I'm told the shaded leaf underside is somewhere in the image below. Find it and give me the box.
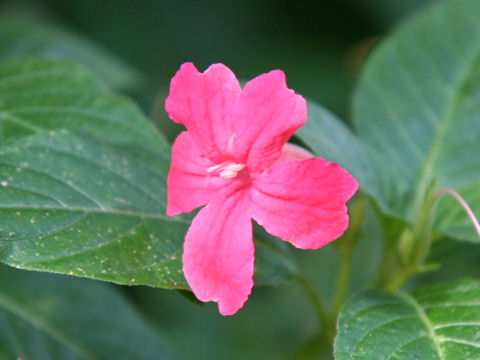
[0,265,173,359]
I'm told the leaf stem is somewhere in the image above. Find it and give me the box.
[293,196,368,359]
[381,184,436,292]
[385,266,414,292]
[331,248,352,318]
[331,195,367,318]
[295,274,329,329]
[292,274,335,360]
[386,187,480,292]
[433,188,480,239]
[381,185,478,292]
[377,234,398,288]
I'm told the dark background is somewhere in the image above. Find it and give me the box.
[2,0,434,117]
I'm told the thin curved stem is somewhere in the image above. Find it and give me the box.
[292,196,368,359]
[434,188,480,239]
[292,274,334,360]
[295,274,329,329]
[384,187,480,292]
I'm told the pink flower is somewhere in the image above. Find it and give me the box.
[165,63,358,315]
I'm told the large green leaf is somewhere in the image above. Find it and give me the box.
[298,0,480,242]
[296,101,399,208]
[0,57,187,288]
[0,15,143,90]
[354,0,480,242]
[0,264,173,359]
[0,57,292,289]
[335,279,480,360]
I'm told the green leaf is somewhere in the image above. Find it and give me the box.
[297,101,363,178]
[0,264,173,360]
[353,0,480,242]
[335,279,480,360]
[298,0,480,242]
[253,225,297,286]
[296,101,393,207]
[0,57,293,289]
[0,15,143,90]
[0,57,188,288]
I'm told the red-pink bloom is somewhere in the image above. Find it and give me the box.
[166,63,358,315]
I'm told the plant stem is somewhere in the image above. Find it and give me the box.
[385,189,480,291]
[376,235,398,288]
[292,274,333,360]
[293,196,368,359]
[385,266,413,292]
[331,245,352,320]
[382,184,439,292]
[434,188,480,239]
[295,274,329,329]
[331,195,367,319]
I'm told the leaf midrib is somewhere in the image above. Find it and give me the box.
[411,28,480,215]
[0,205,189,224]
[0,291,96,359]
[401,293,445,360]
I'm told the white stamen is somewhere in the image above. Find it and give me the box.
[225,163,245,172]
[220,169,238,178]
[206,161,245,179]
[219,163,245,178]
[206,164,222,173]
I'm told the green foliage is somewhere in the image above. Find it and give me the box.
[335,279,480,360]
[0,57,188,288]
[298,2,480,356]
[0,264,173,359]
[253,228,297,286]
[298,0,480,243]
[354,0,480,242]
[0,57,293,289]
[296,101,369,194]
[0,15,143,90]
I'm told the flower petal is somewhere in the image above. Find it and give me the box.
[183,190,254,315]
[250,158,358,249]
[230,70,307,174]
[167,132,228,216]
[165,62,241,162]
[273,143,313,166]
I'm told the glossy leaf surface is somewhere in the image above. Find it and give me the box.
[335,279,480,360]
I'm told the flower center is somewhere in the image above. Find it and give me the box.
[206,161,246,179]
